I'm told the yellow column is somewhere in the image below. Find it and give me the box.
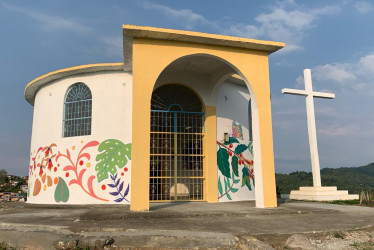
[249,61,277,208]
[130,78,151,212]
[205,106,218,202]
[259,97,277,208]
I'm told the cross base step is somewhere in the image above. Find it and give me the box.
[281,186,359,201]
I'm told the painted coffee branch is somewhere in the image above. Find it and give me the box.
[25,25,284,211]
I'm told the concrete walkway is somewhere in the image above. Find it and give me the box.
[0,200,373,249]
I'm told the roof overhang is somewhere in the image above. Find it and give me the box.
[122,25,285,54]
[25,63,124,105]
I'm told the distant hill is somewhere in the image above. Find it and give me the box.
[276,162,374,195]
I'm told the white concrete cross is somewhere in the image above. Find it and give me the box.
[282,69,335,187]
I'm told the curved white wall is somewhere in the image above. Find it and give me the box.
[28,71,133,204]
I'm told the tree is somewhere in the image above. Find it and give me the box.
[0,169,8,184]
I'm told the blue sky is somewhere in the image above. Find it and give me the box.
[1,0,374,176]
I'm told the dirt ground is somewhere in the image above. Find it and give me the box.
[256,227,374,249]
[1,200,374,249]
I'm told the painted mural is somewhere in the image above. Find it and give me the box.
[28,139,131,204]
[232,121,243,140]
[217,123,254,201]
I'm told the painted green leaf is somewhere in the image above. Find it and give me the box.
[218,177,223,195]
[235,144,248,155]
[223,137,239,145]
[248,141,253,155]
[95,139,132,182]
[246,178,252,191]
[242,167,249,178]
[226,192,232,200]
[234,179,240,184]
[224,176,228,192]
[241,167,252,191]
[241,176,252,190]
[54,177,69,203]
[231,155,239,177]
[230,187,239,193]
[217,147,230,178]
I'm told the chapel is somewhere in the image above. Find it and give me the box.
[25,25,284,211]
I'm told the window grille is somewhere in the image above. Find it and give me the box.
[63,83,92,137]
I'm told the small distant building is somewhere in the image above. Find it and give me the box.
[11,181,19,187]
[2,194,11,201]
[25,25,284,211]
[20,185,28,193]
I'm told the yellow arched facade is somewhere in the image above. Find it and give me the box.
[126,25,285,211]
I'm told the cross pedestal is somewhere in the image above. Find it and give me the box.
[280,69,358,201]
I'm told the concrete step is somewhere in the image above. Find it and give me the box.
[299,186,337,191]
[289,194,359,201]
[290,190,349,196]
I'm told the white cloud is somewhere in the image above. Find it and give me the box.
[139,1,341,54]
[2,3,92,33]
[141,1,217,30]
[313,64,356,82]
[80,36,123,60]
[358,54,374,75]
[318,124,359,136]
[354,1,373,13]
[225,3,340,53]
[101,36,123,59]
[309,52,374,93]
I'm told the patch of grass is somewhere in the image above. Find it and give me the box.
[354,241,374,250]
[0,241,9,250]
[350,242,359,247]
[333,232,344,239]
[329,199,360,205]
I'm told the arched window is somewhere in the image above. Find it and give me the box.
[63,83,92,137]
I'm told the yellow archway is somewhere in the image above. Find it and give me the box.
[126,25,284,211]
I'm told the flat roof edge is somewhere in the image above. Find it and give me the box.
[123,25,285,54]
[25,63,124,105]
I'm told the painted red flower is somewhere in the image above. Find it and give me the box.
[249,168,254,180]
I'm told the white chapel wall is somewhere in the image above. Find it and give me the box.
[216,80,255,202]
[28,72,133,204]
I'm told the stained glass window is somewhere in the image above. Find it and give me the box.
[63,83,92,137]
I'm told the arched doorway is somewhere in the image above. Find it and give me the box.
[149,84,205,201]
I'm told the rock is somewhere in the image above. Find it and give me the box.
[286,234,315,249]
[54,239,78,249]
[238,236,275,250]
